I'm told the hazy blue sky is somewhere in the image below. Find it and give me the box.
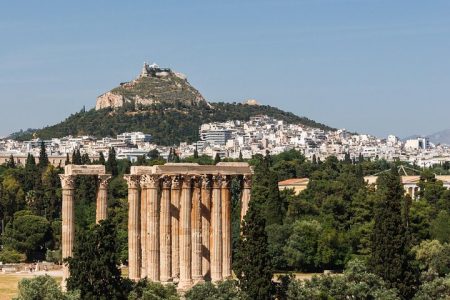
[1,1,449,138]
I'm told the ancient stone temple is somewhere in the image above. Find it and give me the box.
[59,162,252,290]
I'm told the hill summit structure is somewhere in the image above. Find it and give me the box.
[96,63,207,110]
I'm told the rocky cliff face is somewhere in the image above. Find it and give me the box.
[96,64,207,110]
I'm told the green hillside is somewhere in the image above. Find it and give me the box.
[12,102,333,145]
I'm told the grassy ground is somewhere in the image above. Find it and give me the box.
[0,274,62,300]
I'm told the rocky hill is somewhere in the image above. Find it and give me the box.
[12,64,334,145]
[96,63,206,110]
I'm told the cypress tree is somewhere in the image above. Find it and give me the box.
[6,155,15,168]
[65,153,70,165]
[193,147,199,159]
[107,147,118,176]
[66,219,126,299]
[38,141,49,169]
[98,152,106,165]
[234,201,273,300]
[370,166,418,299]
[238,150,243,161]
[214,153,221,165]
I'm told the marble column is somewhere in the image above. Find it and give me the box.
[125,175,141,281]
[145,175,160,282]
[60,175,75,290]
[96,175,111,224]
[221,176,232,279]
[191,177,203,283]
[210,175,223,282]
[140,176,149,278]
[240,175,252,222]
[201,175,212,280]
[170,176,181,281]
[160,176,172,282]
[179,175,193,289]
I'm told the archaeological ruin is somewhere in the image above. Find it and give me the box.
[59,162,253,290]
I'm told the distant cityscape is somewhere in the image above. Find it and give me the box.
[1,115,448,168]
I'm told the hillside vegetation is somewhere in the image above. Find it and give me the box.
[13,102,333,145]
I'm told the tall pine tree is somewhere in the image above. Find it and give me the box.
[66,219,127,299]
[234,201,273,300]
[370,166,418,299]
[107,147,118,176]
[38,141,49,170]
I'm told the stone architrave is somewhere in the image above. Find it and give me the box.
[145,174,160,282]
[240,175,252,222]
[170,176,181,281]
[210,175,223,282]
[221,176,232,279]
[179,175,193,289]
[160,176,172,282]
[191,177,203,283]
[60,175,75,290]
[96,175,111,223]
[201,175,212,279]
[125,175,141,281]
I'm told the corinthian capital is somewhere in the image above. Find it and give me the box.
[211,175,222,189]
[98,175,112,189]
[180,175,192,189]
[243,175,252,188]
[201,175,212,189]
[161,176,172,189]
[124,175,141,189]
[171,175,181,189]
[140,174,159,189]
[221,175,231,189]
[59,175,75,190]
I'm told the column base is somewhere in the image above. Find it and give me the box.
[160,277,173,283]
[193,276,205,285]
[177,279,193,291]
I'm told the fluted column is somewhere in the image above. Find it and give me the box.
[96,175,111,223]
[179,175,193,289]
[221,176,232,279]
[211,175,223,282]
[60,175,75,290]
[191,177,203,283]
[125,175,141,281]
[201,175,212,280]
[160,176,172,282]
[140,176,149,278]
[240,175,252,222]
[145,175,160,282]
[170,176,181,281]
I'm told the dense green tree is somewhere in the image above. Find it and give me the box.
[430,210,450,243]
[14,275,79,300]
[127,281,179,300]
[66,218,127,299]
[287,259,399,300]
[370,167,418,299]
[185,280,244,300]
[7,155,15,168]
[107,147,119,176]
[234,202,273,299]
[2,210,51,261]
[38,141,49,170]
[98,151,106,165]
[214,153,221,164]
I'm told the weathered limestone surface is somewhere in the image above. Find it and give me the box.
[210,176,223,282]
[95,91,125,110]
[201,176,212,279]
[221,176,232,279]
[191,178,203,282]
[179,176,193,289]
[241,175,252,222]
[171,176,181,281]
[96,175,111,223]
[160,177,172,282]
[146,175,160,282]
[60,175,75,290]
[125,175,141,281]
